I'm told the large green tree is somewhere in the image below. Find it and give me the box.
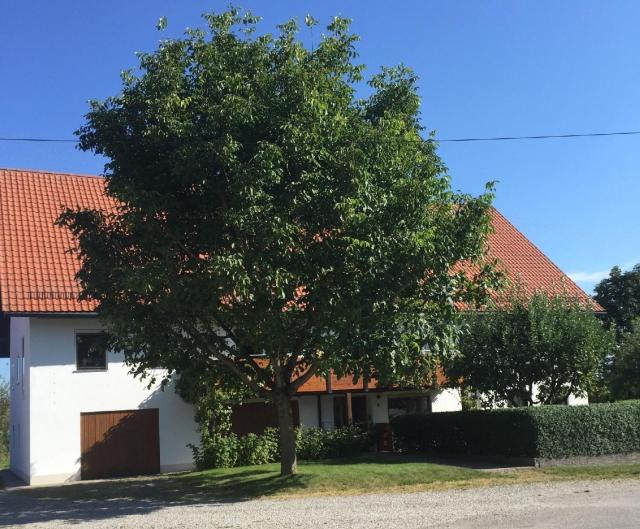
[609,319,640,400]
[59,10,496,475]
[449,291,614,407]
[594,264,640,332]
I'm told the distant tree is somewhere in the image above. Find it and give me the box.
[449,291,614,407]
[59,9,497,475]
[594,264,640,333]
[609,319,640,400]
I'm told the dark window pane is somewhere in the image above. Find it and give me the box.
[76,333,107,370]
[388,396,431,418]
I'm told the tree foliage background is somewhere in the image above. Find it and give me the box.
[448,290,614,407]
[594,264,640,333]
[593,264,640,400]
[609,319,640,400]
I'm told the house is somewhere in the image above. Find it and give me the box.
[0,168,596,484]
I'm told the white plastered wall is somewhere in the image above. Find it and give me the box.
[429,387,462,412]
[368,393,389,423]
[25,316,199,485]
[297,395,319,428]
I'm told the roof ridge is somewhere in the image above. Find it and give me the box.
[0,167,102,179]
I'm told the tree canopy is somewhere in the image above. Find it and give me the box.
[448,291,614,407]
[594,264,640,332]
[609,319,640,400]
[59,9,497,475]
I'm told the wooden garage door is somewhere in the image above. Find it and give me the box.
[80,409,160,480]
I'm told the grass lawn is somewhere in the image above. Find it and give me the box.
[176,457,498,499]
[10,456,640,501]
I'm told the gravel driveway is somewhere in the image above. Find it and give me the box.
[2,478,639,528]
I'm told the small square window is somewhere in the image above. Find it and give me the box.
[76,333,108,370]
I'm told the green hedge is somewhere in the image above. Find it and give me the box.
[391,400,640,459]
[192,425,372,469]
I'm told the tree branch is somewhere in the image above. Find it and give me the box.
[289,363,320,393]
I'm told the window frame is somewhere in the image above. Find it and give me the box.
[75,331,108,372]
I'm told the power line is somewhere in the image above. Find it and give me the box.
[1,130,640,144]
[437,130,640,143]
[0,137,78,143]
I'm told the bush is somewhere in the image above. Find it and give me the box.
[391,400,640,459]
[236,428,280,466]
[297,426,372,460]
[193,425,372,469]
[191,433,239,469]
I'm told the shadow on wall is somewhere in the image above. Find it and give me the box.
[70,379,195,481]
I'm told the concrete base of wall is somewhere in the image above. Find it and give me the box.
[405,451,640,469]
[535,452,640,467]
[160,462,195,473]
[29,472,80,486]
[26,463,195,486]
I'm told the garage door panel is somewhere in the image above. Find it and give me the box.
[80,409,160,480]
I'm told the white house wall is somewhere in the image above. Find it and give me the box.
[297,395,319,428]
[296,389,462,430]
[429,388,462,412]
[319,395,334,429]
[26,317,199,485]
[367,393,389,423]
[9,317,30,483]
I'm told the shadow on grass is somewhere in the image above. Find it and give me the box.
[0,455,508,526]
[0,466,311,526]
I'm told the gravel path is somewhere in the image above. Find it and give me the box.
[2,478,640,528]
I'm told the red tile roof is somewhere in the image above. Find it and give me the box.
[0,168,597,314]
[487,208,598,306]
[0,169,112,313]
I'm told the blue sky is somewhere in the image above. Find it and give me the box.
[1,1,639,380]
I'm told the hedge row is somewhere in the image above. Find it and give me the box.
[192,425,372,469]
[391,400,640,459]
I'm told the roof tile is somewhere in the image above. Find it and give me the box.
[0,168,597,313]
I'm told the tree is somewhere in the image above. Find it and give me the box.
[609,319,640,400]
[449,291,614,407]
[594,264,640,332]
[59,9,497,475]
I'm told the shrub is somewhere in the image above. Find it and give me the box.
[193,425,372,469]
[391,400,640,459]
[236,428,280,466]
[297,426,372,460]
[191,433,239,469]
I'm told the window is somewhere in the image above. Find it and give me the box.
[76,333,108,370]
[388,396,431,419]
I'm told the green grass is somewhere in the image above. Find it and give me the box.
[176,456,496,498]
[539,463,640,481]
[0,451,7,470]
[8,457,640,502]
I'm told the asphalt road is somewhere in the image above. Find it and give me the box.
[1,478,639,528]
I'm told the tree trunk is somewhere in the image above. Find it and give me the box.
[274,391,297,476]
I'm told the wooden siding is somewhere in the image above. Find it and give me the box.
[231,401,300,436]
